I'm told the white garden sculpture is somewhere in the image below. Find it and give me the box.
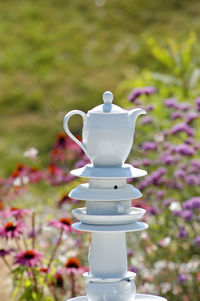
[64,91,167,301]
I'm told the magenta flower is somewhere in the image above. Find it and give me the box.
[194,236,200,246]
[164,98,179,109]
[177,102,190,111]
[195,97,200,112]
[128,86,157,102]
[186,111,199,124]
[0,207,31,219]
[170,122,195,137]
[140,116,153,125]
[183,197,200,210]
[0,248,14,257]
[48,217,72,233]
[175,144,195,156]
[0,220,25,239]
[14,249,43,267]
[178,274,187,283]
[170,111,184,120]
[64,257,87,275]
[142,141,157,152]
[178,226,187,239]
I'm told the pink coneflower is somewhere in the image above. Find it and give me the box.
[52,272,64,288]
[0,220,25,239]
[65,257,86,275]
[14,249,43,267]
[48,217,72,233]
[0,207,31,219]
[58,193,79,207]
[0,248,14,257]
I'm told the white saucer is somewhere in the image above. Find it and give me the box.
[71,164,147,179]
[72,207,146,225]
[83,271,136,282]
[69,183,142,201]
[72,221,148,232]
[67,294,167,301]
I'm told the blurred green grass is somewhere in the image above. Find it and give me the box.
[1,0,200,175]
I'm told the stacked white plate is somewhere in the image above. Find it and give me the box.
[72,207,146,225]
[69,183,142,201]
[71,164,147,179]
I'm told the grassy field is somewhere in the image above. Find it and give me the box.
[1,0,200,175]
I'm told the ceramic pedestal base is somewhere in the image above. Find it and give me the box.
[67,294,167,301]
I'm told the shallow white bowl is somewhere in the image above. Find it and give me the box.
[72,207,146,225]
[69,183,142,201]
[72,221,148,233]
[71,163,147,179]
[67,294,167,301]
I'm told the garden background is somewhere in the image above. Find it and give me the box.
[0,1,200,300]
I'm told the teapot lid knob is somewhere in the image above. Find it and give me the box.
[103,91,113,104]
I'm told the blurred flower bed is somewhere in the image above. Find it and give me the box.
[0,36,200,301]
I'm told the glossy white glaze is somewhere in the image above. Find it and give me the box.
[72,207,146,225]
[70,163,147,178]
[67,294,167,301]
[63,92,146,166]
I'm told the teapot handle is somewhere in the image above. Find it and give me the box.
[63,110,87,154]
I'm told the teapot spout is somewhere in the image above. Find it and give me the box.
[129,108,146,123]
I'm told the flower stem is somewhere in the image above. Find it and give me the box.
[32,268,38,294]
[15,237,21,251]
[45,229,63,283]
[32,212,36,249]
[1,257,12,273]
[22,233,28,250]
[70,272,76,298]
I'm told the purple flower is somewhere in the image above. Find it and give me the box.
[129,265,139,273]
[181,210,193,221]
[161,154,178,165]
[186,111,199,124]
[163,198,174,207]
[128,86,157,102]
[183,197,200,210]
[178,226,187,238]
[184,137,194,145]
[142,104,155,112]
[184,174,200,186]
[175,144,195,156]
[177,103,190,111]
[194,236,200,246]
[142,141,157,152]
[190,160,200,173]
[156,190,166,199]
[149,206,158,215]
[171,111,184,120]
[174,169,185,178]
[142,158,152,166]
[164,98,179,109]
[146,168,167,186]
[195,97,200,112]
[127,250,134,257]
[178,274,187,283]
[170,122,195,137]
[141,116,153,125]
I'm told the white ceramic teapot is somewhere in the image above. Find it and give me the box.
[63,91,146,166]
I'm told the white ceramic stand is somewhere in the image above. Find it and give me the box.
[64,92,167,301]
[66,168,167,301]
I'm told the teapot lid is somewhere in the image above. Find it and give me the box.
[88,91,126,114]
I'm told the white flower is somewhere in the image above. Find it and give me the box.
[23,147,38,159]
[13,176,29,186]
[169,202,181,211]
